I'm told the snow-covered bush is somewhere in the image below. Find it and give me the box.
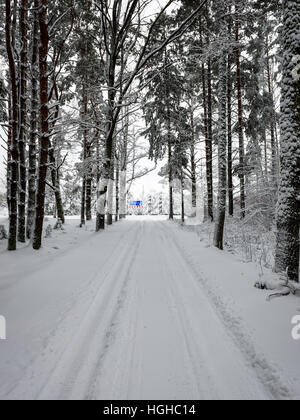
[45,225,53,238]
[0,225,8,240]
[54,219,64,230]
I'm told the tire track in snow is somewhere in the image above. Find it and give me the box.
[157,231,217,399]
[84,221,145,400]
[158,225,269,399]
[6,221,143,400]
[160,221,298,400]
[41,221,143,400]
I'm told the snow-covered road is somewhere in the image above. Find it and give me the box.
[0,217,299,400]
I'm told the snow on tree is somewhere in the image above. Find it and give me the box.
[274,0,300,282]
[214,0,228,250]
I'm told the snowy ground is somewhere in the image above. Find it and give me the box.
[0,215,299,400]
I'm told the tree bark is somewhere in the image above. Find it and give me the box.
[200,16,213,222]
[49,144,65,224]
[181,168,185,224]
[235,0,246,218]
[168,129,174,220]
[275,0,300,282]
[214,1,227,250]
[7,90,12,215]
[17,0,29,243]
[80,175,86,228]
[190,141,197,217]
[85,152,92,221]
[115,156,119,222]
[6,0,19,251]
[227,10,234,217]
[32,0,49,250]
[266,38,278,187]
[26,0,39,239]
[206,3,214,222]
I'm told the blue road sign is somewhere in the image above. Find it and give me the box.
[130,201,143,207]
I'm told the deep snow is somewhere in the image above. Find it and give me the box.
[0,216,299,400]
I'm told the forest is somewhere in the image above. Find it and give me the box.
[0,0,299,283]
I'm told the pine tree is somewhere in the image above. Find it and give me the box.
[274,0,300,282]
[214,0,228,250]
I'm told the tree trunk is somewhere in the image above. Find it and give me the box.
[7,91,12,215]
[106,70,117,227]
[214,1,227,250]
[97,69,116,229]
[181,168,185,224]
[26,0,39,239]
[80,140,86,228]
[227,9,234,217]
[107,177,114,225]
[119,169,127,219]
[200,16,213,222]
[235,0,246,218]
[190,141,197,217]
[207,57,214,221]
[266,39,278,187]
[115,156,119,222]
[17,0,29,243]
[85,116,92,222]
[85,144,92,222]
[96,177,107,231]
[49,144,65,224]
[168,137,174,220]
[32,0,49,250]
[205,4,214,221]
[6,0,19,251]
[274,0,300,282]
[80,176,86,228]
